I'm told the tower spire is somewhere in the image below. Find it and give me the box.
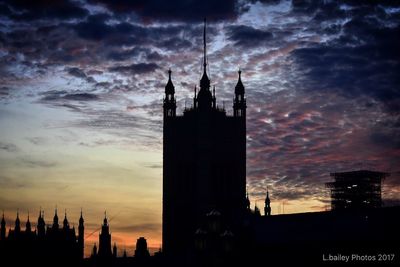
[203,18,207,73]
[197,18,212,110]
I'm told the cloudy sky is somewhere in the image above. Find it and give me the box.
[1,0,399,257]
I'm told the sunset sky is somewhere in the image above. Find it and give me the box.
[1,0,399,257]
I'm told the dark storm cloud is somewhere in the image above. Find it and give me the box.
[90,0,237,22]
[109,63,159,74]
[226,25,273,47]
[73,14,148,42]
[66,67,97,83]
[289,0,400,113]
[107,47,150,61]
[40,90,98,102]
[3,0,89,21]
[67,67,87,79]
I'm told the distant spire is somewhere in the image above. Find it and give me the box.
[79,208,84,225]
[53,206,59,228]
[103,210,108,225]
[26,211,31,232]
[1,210,5,240]
[265,186,271,216]
[63,209,69,229]
[15,210,20,232]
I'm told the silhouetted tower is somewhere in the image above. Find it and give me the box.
[53,208,59,230]
[264,189,271,216]
[26,212,32,233]
[113,242,117,258]
[78,209,85,259]
[135,237,150,258]
[14,211,21,235]
[162,18,247,256]
[63,211,69,230]
[163,69,176,118]
[1,211,5,240]
[98,212,112,259]
[37,209,46,238]
[196,19,213,111]
[233,70,246,117]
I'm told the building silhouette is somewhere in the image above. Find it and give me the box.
[326,170,388,210]
[163,18,247,257]
[0,209,84,266]
[135,237,150,258]
[98,212,112,259]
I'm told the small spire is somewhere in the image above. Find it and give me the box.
[27,211,30,221]
[80,208,83,218]
[1,210,5,226]
[103,210,108,225]
[235,69,245,95]
[165,69,175,95]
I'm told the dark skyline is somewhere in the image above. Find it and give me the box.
[1,0,400,256]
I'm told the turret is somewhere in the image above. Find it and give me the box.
[26,212,31,233]
[14,211,21,234]
[63,210,69,230]
[196,18,213,111]
[264,188,271,216]
[233,70,246,117]
[78,209,85,259]
[53,208,59,230]
[92,243,97,258]
[98,211,112,259]
[163,69,176,118]
[113,242,117,258]
[1,211,6,240]
[37,208,46,238]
